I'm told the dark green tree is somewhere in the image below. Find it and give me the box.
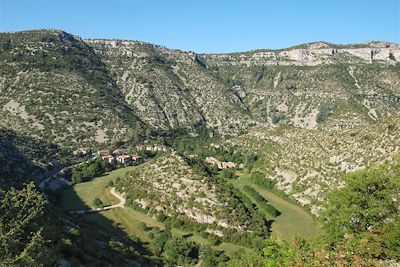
[92,197,104,208]
[0,183,55,266]
[163,237,194,265]
[321,159,400,259]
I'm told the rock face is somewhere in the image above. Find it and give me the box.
[86,39,250,133]
[0,30,144,147]
[1,29,399,215]
[0,30,399,148]
[203,41,400,66]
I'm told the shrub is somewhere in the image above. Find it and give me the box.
[243,185,280,218]
[92,197,104,208]
[316,104,334,123]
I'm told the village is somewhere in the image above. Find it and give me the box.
[39,144,243,194]
[73,144,171,167]
[204,156,243,170]
[74,145,240,170]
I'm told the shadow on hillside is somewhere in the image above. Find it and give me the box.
[55,187,160,266]
[0,128,159,266]
[0,128,71,189]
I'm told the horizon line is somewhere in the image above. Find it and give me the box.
[1,28,399,55]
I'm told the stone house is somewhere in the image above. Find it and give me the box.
[131,155,143,165]
[113,149,128,157]
[117,155,131,164]
[98,150,110,157]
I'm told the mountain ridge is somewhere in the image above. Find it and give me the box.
[1,29,399,145]
[1,29,399,209]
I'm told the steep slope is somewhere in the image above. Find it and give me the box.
[0,30,144,147]
[226,117,400,214]
[87,39,251,133]
[201,42,400,130]
[116,153,269,235]
[1,29,399,213]
[0,127,71,188]
[1,30,399,146]
[87,38,400,134]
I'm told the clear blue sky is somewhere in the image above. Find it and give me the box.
[1,0,399,53]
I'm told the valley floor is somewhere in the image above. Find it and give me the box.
[229,173,323,240]
[59,165,254,258]
[60,164,322,252]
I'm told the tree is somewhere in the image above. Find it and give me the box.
[244,152,257,171]
[0,183,55,266]
[321,159,400,260]
[199,245,228,266]
[163,237,194,265]
[92,197,104,208]
[1,39,12,51]
[221,169,235,179]
[71,170,83,184]
[107,180,114,188]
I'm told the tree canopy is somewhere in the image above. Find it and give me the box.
[0,183,54,266]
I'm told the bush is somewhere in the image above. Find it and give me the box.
[71,158,110,184]
[250,172,275,190]
[243,185,280,218]
[221,169,236,179]
[92,197,104,208]
[316,104,334,123]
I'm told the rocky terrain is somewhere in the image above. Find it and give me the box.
[1,30,399,143]
[0,30,144,148]
[1,29,399,211]
[117,153,265,233]
[226,118,400,214]
[87,39,250,132]
[203,41,400,67]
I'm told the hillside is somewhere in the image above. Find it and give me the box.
[0,30,144,148]
[87,39,250,133]
[115,153,270,236]
[226,118,400,214]
[1,30,399,146]
[0,127,71,188]
[1,28,400,266]
[88,38,400,133]
[1,29,399,207]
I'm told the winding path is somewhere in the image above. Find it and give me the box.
[39,154,98,191]
[69,187,126,215]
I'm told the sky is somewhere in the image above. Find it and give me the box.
[1,0,399,53]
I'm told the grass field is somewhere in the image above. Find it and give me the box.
[60,165,138,210]
[60,166,251,258]
[230,173,323,240]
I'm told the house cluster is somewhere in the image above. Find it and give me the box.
[74,144,172,166]
[98,149,143,166]
[134,144,170,153]
[205,156,238,169]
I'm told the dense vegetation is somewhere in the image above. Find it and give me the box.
[250,172,276,190]
[1,29,400,266]
[243,185,280,218]
[0,183,54,266]
[233,158,400,266]
[0,128,72,188]
[70,158,111,184]
[320,160,400,260]
[164,127,257,168]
